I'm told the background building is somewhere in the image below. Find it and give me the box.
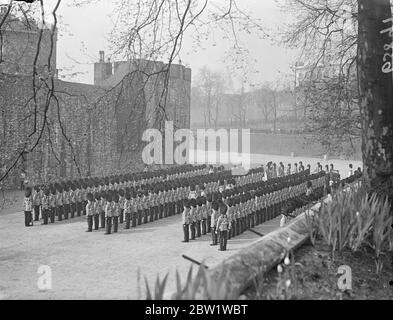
[0,11,191,188]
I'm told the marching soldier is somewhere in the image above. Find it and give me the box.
[41,188,50,225]
[82,183,89,216]
[206,194,212,233]
[163,188,169,219]
[210,200,219,246]
[195,197,202,238]
[63,183,70,220]
[113,193,120,233]
[93,193,101,230]
[148,190,155,222]
[176,183,183,216]
[131,191,138,227]
[119,189,125,224]
[100,192,106,228]
[170,185,176,216]
[104,193,113,235]
[142,190,149,223]
[230,198,237,238]
[69,183,76,218]
[33,186,41,222]
[157,187,163,219]
[188,185,197,199]
[136,191,143,225]
[201,197,207,235]
[86,193,94,232]
[216,204,230,251]
[152,189,159,221]
[124,192,132,229]
[182,199,191,242]
[49,187,56,223]
[234,198,241,236]
[250,195,256,228]
[75,182,82,217]
[189,198,197,240]
[56,185,63,221]
[24,186,33,227]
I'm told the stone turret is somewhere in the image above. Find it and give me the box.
[94,51,113,85]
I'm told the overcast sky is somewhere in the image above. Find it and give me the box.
[5,0,299,91]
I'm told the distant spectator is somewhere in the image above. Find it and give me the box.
[348,163,354,177]
[325,186,333,204]
[355,167,363,178]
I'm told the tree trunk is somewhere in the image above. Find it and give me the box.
[272,91,277,133]
[358,0,393,199]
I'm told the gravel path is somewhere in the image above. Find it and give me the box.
[0,205,281,300]
[0,155,360,300]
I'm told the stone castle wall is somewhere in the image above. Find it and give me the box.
[0,13,191,189]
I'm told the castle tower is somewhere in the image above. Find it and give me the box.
[94,51,113,85]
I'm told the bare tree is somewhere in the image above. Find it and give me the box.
[283,0,393,197]
[0,0,264,187]
[281,0,360,153]
[195,67,226,128]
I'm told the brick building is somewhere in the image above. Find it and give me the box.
[0,11,191,188]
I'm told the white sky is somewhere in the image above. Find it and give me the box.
[3,0,298,91]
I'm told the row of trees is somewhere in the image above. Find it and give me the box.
[191,67,295,130]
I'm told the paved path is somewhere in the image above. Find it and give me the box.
[0,205,281,300]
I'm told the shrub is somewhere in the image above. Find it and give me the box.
[310,184,392,273]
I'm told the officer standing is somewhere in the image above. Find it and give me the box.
[216,204,230,251]
[104,193,113,235]
[182,200,191,242]
[86,193,94,232]
[41,188,50,225]
[23,186,33,227]
[124,192,132,229]
[210,201,219,246]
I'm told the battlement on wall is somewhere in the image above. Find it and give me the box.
[93,51,191,86]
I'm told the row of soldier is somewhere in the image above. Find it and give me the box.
[23,164,266,232]
[22,164,215,227]
[181,170,328,251]
[23,161,326,234]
